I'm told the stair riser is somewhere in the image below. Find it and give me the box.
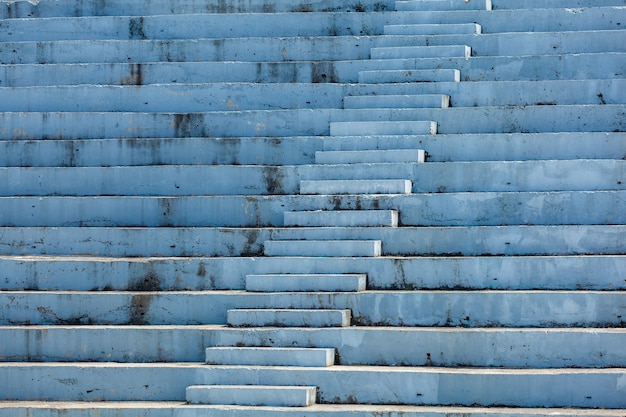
[2,290,624,327]
[1,106,625,139]
[246,274,367,292]
[396,0,491,11]
[3,8,624,42]
[283,210,399,228]
[3,79,624,112]
[2,255,623,292]
[0,0,395,18]
[3,53,624,87]
[186,385,317,406]
[2,364,625,407]
[2,31,624,65]
[205,347,335,366]
[4,326,626,368]
[2,160,624,196]
[0,225,624,257]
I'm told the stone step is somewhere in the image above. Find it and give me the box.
[358,68,461,83]
[227,308,352,327]
[264,239,383,257]
[315,149,426,164]
[3,290,624,327]
[322,132,626,161]
[4,325,625,367]
[2,403,626,417]
[246,274,367,292]
[300,179,413,195]
[490,0,626,9]
[1,255,623,292]
[2,53,623,87]
[395,0,492,11]
[0,0,396,18]
[384,23,481,35]
[2,105,624,139]
[2,79,624,112]
[330,121,437,136]
[284,210,399,227]
[2,191,624,227]
[343,94,450,109]
[205,347,335,366]
[186,384,317,406]
[2,362,625,407]
[0,225,624,257]
[2,30,624,65]
[370,45,471,59]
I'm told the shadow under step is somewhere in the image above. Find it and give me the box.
[264,240,382,257]
[246,273,367,292]
[227,309,352,328]
[205,347,335,367]
[186,385,317,407]
[284,210,399,227]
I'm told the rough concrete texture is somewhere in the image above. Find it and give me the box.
[1,0,625,414]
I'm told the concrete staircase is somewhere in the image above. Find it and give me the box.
[1,0,626,415]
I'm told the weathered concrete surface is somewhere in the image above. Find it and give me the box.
[3,325,626,368]
[205,347,335,366]
[1,290,624,327]
[2,402,626,417]
[3,255,623,292]
[246,273,367,292]
[0,225,624,256]
[2,53,624,87]
[1,363,625,407]
[264,239,383,257]
[284,210,399,227]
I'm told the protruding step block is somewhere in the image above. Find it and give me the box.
[186,385,317,407]
[205,347,336,367]
[246,273,367,292]
[371,45,471,59]
[316,149,426,164]
[384,23,481,35]
[284,210,398,227]
[330,121,437,136]
[344,94,450,109]
[300,179,412,195]
[264,240,382,257]
[359,69,460,83]
[227,309,352,327]
[395,0,492,11]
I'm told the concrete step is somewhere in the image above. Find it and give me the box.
[1,255,623,292]
[0,131,622,168]
[370,45,471,59]
[330,121,437,136]
[2,362,625,407]
[264,239,383,257]
[0,0,396,18]
[2,53,623,87]
[3,289,624,327]
[395,0,492,11]
[2,79,624,112]
[3,30,624,65]
[0,225,624,257]
[2,190,624,227]
[284,210,399,227]
[2,403,626,417]
[205,347,335,366]
[300,180,413,195]
[316,149,426,163]
[322,132,626,161]
[4,324,626,367]
[2,105,624,139]
[186,384,317,406]
[246,274,367,292]
[343,94,450,109]
[384,23,481,35]
[358,68,461,83]
[227,308,352,327]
